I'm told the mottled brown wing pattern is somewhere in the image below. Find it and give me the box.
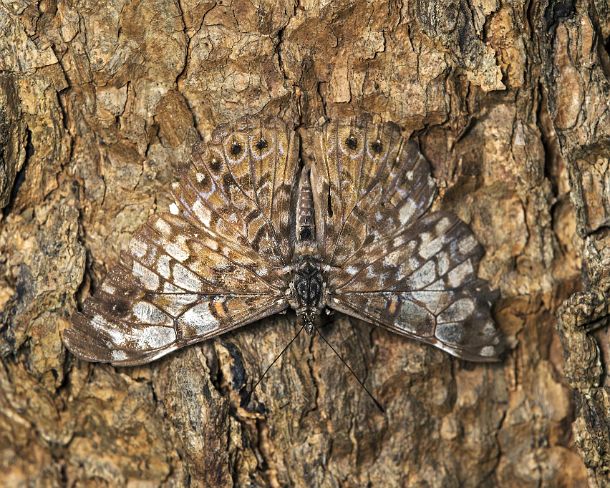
[64,117,298,365]
[313,117,503,361]
[328,212,502,361]
[311,116,437,266]
[174,117,299,265]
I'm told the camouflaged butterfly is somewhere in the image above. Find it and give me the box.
[63,116,503,366]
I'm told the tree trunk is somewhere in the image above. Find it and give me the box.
[0,0,608,486]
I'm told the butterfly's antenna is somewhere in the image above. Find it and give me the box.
[313,325,385,413]
[243,324,306,407]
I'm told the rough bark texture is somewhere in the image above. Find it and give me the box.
[0,0,607,486]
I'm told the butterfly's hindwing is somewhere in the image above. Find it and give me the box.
[328,212,502,360]
[65,281,288,366]
[329,284,500,361]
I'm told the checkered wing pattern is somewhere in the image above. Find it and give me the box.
[64,117,298,365]
[312,117,503,361]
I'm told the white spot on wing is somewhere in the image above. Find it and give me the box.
[130,240,148,259]
[169,203,179,215]
[111,350,128,361]
[172,263,203,292]
[154,218,172,236]
[206,238,219,251]
[157,254,171,278]
[435,217,452,235]
[133,301,172,326]
[458,235,478,255]
[404,260,437,289]
[446,260,474,287]
[435,322,465,345]
[405,257,421,273]
[420,232,432,247]
[399,200,417,224]
[192,199,212,227]
[92,314,126,346]
[408,291,447,314]
[162,293,199,316]
[164,241,189,262]
[91,314,113,331]
[101,283,116,295]
[483,321,496,336]
[419,236,444,260]
[135,326,176,349]
[177,302,220,334]
[383,251,401,267]
[438,298,475,323]
[133,262,160,290]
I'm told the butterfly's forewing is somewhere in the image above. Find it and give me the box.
[312,118,503,361]
[176,117,299,265]
[64,117,298,365]
[311,117,437,265]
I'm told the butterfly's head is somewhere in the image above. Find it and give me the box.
[298,310,320,334]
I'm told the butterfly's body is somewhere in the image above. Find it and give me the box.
[288,165,326,333]
[64,115,504,366]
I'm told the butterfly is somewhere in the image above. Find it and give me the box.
[63,115,503,366]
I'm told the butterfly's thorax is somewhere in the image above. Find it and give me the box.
[289,165,326,332]
[289,259,325,333]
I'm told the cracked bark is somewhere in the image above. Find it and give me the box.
[0,0,607,486]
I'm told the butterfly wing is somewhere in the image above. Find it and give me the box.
[310,116,437,265]
[311,117,503,361]
[64,117,299,365]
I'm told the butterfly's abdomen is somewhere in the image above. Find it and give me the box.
[296,165,316,243]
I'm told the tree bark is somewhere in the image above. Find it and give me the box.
[0,0,607,486]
